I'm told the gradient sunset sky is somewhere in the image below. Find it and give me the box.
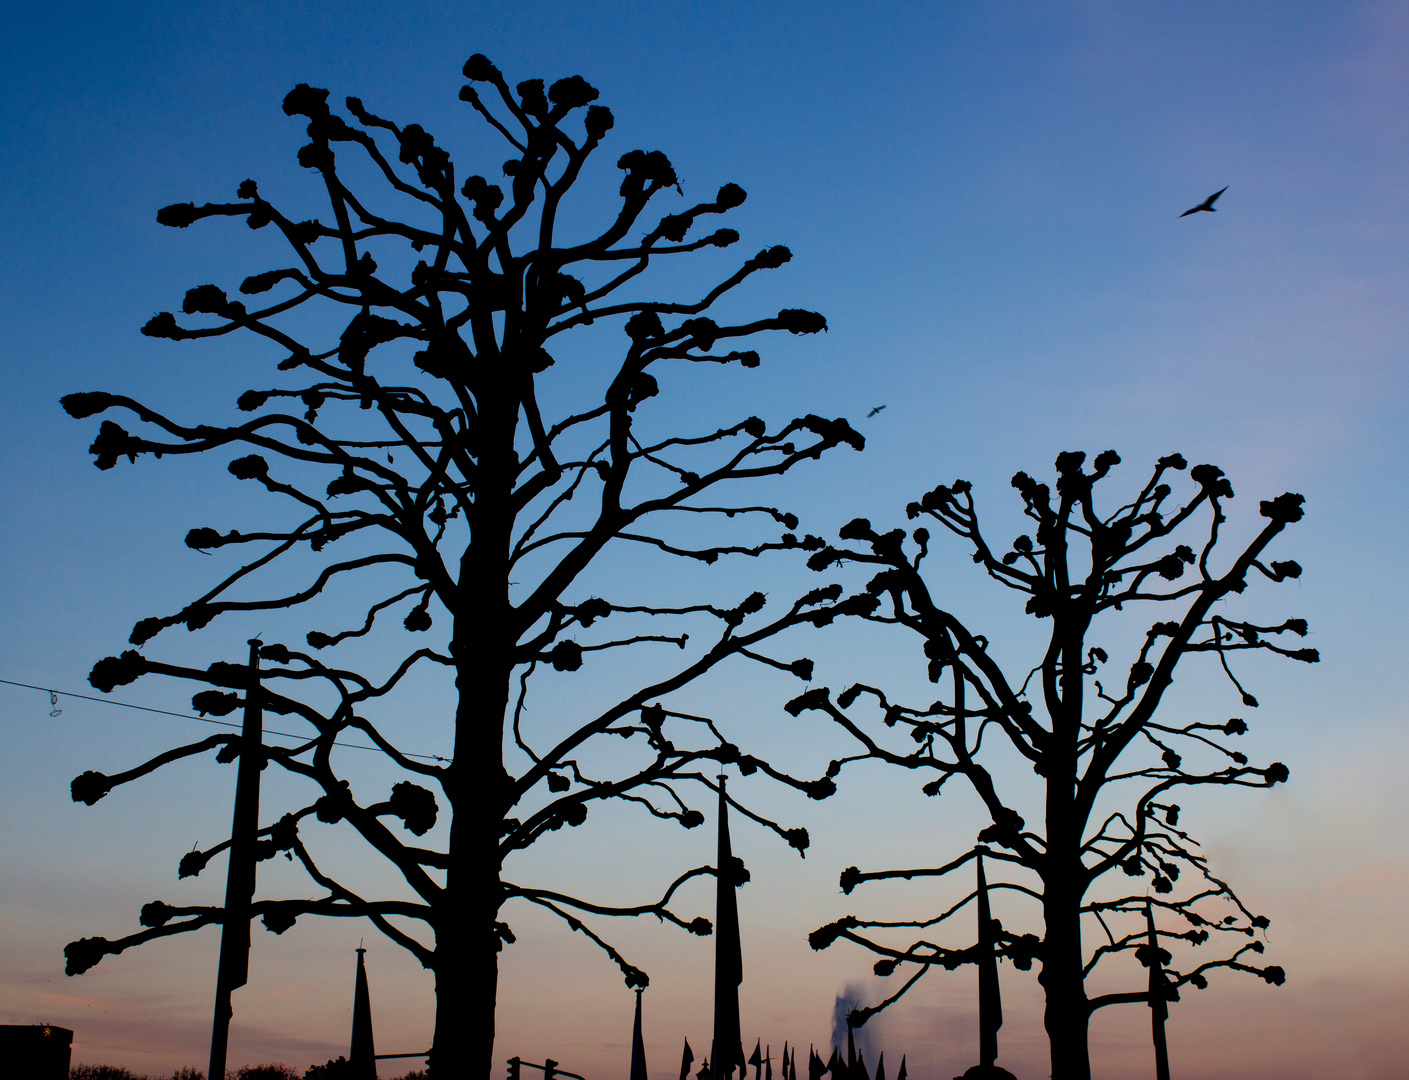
[2,3,1407,1079]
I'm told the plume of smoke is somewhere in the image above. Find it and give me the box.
[830,983,886,1071]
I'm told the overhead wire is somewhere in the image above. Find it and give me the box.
[0,677,448,763]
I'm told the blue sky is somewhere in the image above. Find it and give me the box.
[2,3,1407,1078]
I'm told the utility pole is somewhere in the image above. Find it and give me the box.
[1146,904,1172,1080]
[208,639,263,1080]
[976,852,1002,1070]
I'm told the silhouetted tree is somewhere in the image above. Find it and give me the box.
[67,1068,146,1080]
[62,56,862,1079]
[798,452,1311,1080]
[233,1067,300,1080]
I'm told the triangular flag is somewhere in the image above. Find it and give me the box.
[629,989,648,1080]
[895,1056,907,1080]
[809,1047,824,1080]
[750,1039,763,1080]
[875,1052,886,1080]
[681,1039,696,1080]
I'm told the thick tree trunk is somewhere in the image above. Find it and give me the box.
[1040,849,1092,1079]
[433,765,512,1080]
[432,620,515,1079]
[425,390,521,1079]
[1039,613,1094,1079]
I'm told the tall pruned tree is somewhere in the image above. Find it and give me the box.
[61,56,862,1079]
[795,451,1313,1080]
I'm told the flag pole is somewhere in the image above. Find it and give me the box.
[207,639,264,1080]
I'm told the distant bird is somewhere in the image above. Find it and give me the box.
[1180,186,1228,217]
[866,405,887,417]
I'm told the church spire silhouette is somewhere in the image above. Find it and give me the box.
[630,988,648,1080]
[712,774,745,1080]
[350,946,376,1080]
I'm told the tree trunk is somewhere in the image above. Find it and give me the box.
[1040,613,1094,1080]
[431,399,519,1079]
[1040,859,1092,1080]
[430,831,503,1079]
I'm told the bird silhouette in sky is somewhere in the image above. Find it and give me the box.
[866,405,887,417]
[1180,186,1228,217]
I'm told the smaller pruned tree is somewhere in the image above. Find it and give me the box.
[795,451,1314,1080]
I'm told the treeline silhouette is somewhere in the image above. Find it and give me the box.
[67,1065,425,1080]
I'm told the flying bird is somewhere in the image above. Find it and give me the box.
[1180,186,1228,217]
[866,405,887,417]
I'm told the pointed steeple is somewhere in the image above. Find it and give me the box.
[976,853,1002,1068]
[895,1056,907,1080]
[1145,903,1172,1080]
[630,989,648,1080]
[350,947,376,1080]
[711,775,746,1080]
[874,1051,885,1080]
